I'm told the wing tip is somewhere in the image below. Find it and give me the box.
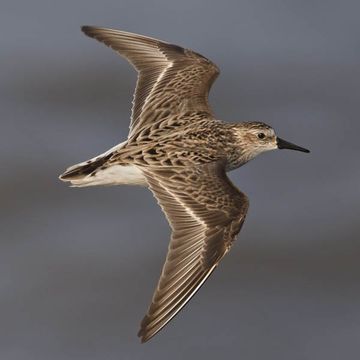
[81,25,99,37]
[137,312,167,343]
[137,321,154,344]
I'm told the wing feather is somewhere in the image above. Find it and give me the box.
[138,162,249,342]
[81,26,219,138]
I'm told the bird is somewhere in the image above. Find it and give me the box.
[59,26,310,343]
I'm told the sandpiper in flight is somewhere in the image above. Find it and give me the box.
[60,26,310,343]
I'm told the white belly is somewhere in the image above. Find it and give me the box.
[100,164,147,185]
[69,164,147,187]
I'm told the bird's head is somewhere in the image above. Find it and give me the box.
[234,122,310,162]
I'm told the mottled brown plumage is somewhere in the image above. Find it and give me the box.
[81,26,219,139]
[138,162,248,341]
[59,26,309,343]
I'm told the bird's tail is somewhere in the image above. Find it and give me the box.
[59,141,147,187]
[59,153,113,187]
[59,141,126,187]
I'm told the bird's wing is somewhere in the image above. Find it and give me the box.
[138,161,249,342]
[81,26,220,139]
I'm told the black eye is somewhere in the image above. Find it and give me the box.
[257,132,266,139]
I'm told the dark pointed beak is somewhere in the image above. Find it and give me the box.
[277,137,310,153]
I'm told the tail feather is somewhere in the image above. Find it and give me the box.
[59,153,112,181]
[59,141,147,187]
[59,141,128,187]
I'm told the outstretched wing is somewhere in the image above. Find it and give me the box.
[81,26,220,138]
[138,162,249,342]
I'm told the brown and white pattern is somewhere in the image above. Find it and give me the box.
[59,26,309,342]
[138,162,248,342]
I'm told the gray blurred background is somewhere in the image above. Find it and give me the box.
[1,0,360,359]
